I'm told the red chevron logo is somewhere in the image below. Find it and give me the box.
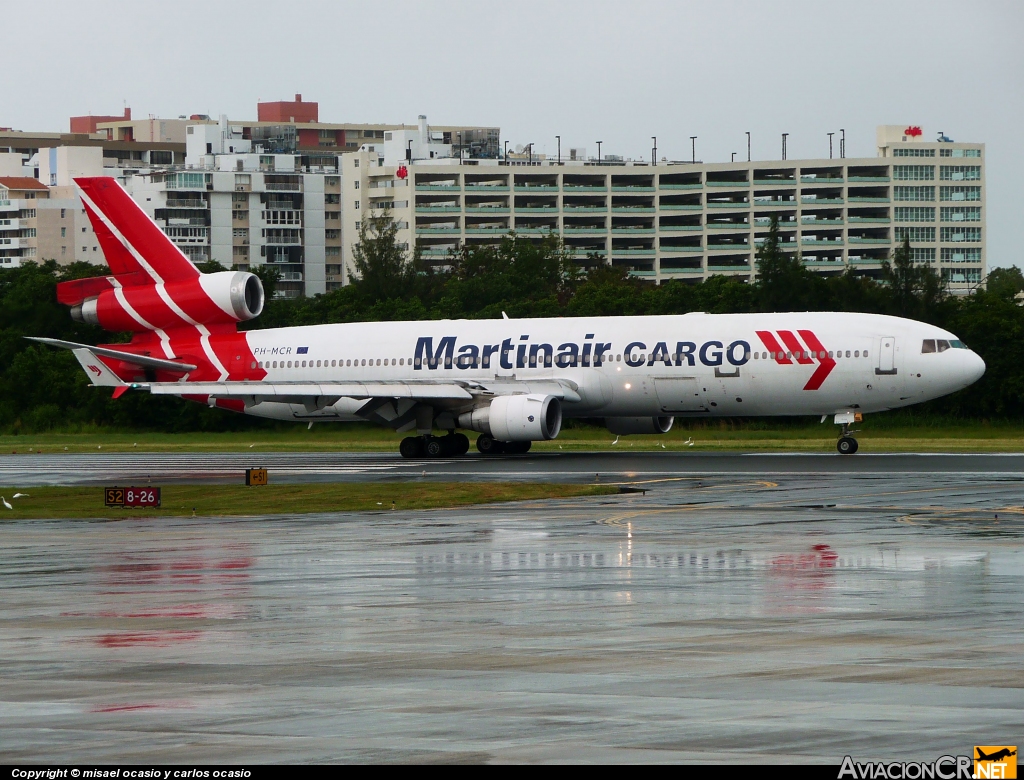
[754,330,836,390]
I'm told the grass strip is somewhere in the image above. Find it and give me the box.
[0,482,619,520]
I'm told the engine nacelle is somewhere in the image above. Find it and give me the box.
[458,394,562,441]
[606,416,675,435]
[70,271,264,331]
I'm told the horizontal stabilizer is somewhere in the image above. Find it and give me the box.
[28,337,198,372]
[70,348,126,388]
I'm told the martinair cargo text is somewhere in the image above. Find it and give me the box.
[34,178,985,457]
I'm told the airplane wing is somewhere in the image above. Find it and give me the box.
[27,337,198,373]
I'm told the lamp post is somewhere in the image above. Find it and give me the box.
[840,128,845,159]
[782,133,788,161]
[652,136,657,166]
[746,131,750,162]
[828,132,834,159]
[556,135,561,165]
[596,141,602,164]
[690,136,696,164]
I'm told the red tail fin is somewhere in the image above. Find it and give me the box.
[75,176,200,284]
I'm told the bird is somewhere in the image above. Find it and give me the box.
[12,493,29,499]
[611,436,620,445]
[684,437,694,447]
[133,443,137,447]
[1,497,11,510]
[64,447,68,451]
[249,444,255,448]
[97,445,102,449]
[377,502,383,506]
[661,443,666,449]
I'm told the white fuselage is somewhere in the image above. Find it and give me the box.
[238,311,985,425]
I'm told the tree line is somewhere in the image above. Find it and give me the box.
[1,214,1021,433]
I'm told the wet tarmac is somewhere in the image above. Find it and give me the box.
[2,456,1024,762]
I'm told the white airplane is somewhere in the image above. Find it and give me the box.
[34,177,985,457]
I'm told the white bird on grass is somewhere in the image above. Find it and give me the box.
[684,437,694,447]
[13,493,29,499]
[611,436,620,445]
[1,497,12,510]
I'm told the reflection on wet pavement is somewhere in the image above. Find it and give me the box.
[2,471,1023,762]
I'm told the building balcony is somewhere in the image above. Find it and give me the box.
[612,206,655,213]
[800,196,844,204]
[0,237,23,248]
[416,206,461,213]
[612,248,655,256]
[848,216,890,223]
[463,184,509,191]
[847,176,890,182]
[165,199,207,208]
[753,179,795,186]
[660,204,702,211]
[659,183,702,190]
[465,227,509,235]
[848,236,891,244]
[416,227,461,234]
[801,217,844,225]
[707,264,751,272]
[659,225,703,232]
[752,199,796,207]
[800,176,844,184]
[564,226,607,234]
[515,207,558,213]
[706,181,749,188]
[708,201,750,208]
[660,267,705,274]
[708,243,751,250]
[801,238,844,246]
[612,186,655,192]
[563,206,607,213]
[563,185,607,192]
[660,246,703,253]
[706,223,750,230]
[419,247,457,257]
[628,269,657,278]
[416,184,460,191]
[465,206,509,214]
[848,197,890,203]
[611,227,655,234]
[515,226,557,234]
[567,248,607,257]
[514,185,557,192]
[0,219,22,230]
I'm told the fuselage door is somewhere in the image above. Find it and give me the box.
[653,377,706,412]
[877,336,896,375]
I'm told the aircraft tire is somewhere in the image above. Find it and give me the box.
[476,434,505,455]
[450,433,471,456]
[505,441,532,455]
[425,437,446,457]
[837,436,859,455]
[399,436,424,459]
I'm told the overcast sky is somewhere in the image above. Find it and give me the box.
[4,0,1022,267]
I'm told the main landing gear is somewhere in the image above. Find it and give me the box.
[476,434,531,456]
[399,432,470,459]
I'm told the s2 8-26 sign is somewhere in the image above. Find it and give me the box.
[104,486,161,508]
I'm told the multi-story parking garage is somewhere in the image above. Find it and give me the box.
[343,125,984,293]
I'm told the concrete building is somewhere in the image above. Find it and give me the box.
[339,124,984,293]
[0,177,49,268]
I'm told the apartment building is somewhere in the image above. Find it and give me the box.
[342,125,984,292]
[0,177,50,268]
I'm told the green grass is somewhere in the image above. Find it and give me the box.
[2,419,1024,454]
[0,482,619,520]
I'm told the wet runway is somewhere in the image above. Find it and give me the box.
[3,450,1024,486]
[2,456,1024,762]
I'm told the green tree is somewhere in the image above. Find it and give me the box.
[754,215,816,311]
[985,266,1024,302]
[880,236,943,321]
[351,206,416,303]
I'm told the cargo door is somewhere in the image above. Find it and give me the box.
[876,336,896,375]
[653,377,706,413]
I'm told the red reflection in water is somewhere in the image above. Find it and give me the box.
[94,631,201,648]
[770,543,839,572]
[90,700,194,713]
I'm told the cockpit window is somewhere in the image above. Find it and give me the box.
[922,339,936,353]
[937,339,951,352]
[950,340,968,349]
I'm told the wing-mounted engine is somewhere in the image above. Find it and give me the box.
[606,416,675,435]
[458,394,562,441]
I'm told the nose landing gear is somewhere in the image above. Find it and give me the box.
[833,411,863,455]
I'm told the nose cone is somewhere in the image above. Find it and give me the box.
[960,350,986,389]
